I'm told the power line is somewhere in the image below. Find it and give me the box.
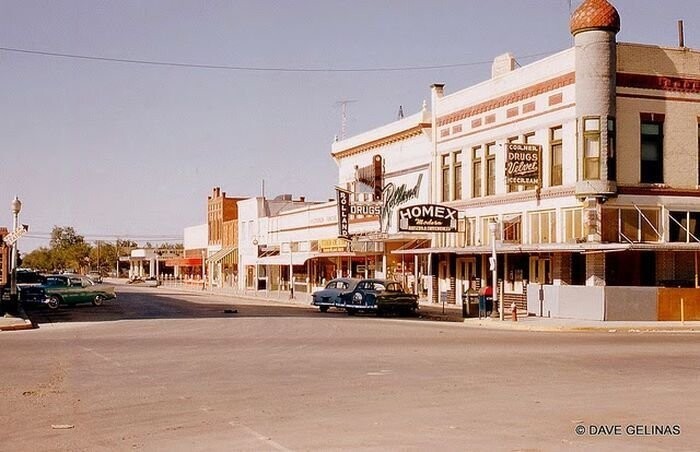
[0,46,563,73]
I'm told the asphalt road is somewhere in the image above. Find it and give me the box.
[2,284,698,451]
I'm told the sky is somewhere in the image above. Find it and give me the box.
[1,0,698,251]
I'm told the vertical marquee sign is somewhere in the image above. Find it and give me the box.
[505,143,541,187]
[336,187,351,239]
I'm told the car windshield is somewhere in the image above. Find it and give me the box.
[326,280,351,290]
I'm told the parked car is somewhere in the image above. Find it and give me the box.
[311,278,360,312]
[336,279,419,316]
[87,271,103,283]
[16,269,46,287]
[20,274,116,310]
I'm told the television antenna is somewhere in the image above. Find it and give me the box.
[335,99,357,140]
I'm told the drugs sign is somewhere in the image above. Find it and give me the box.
[505,143,540,186]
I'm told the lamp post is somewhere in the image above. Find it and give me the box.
[488,220,502,321]
[9,196,22,310]
[289,241,295,299]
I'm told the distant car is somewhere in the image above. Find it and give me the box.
[311,278,359,312]
[87,271,103,283]
[336,279,419,316]
[20,274,116,310]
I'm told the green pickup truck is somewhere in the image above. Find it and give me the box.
[20,274,116,309]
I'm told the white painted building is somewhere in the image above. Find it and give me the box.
[234,0,700,319]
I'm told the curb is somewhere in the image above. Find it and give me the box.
[132,283,700,333]
[0,317,34,331]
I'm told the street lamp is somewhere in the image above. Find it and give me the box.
[9,196,22,308]
[488,220,502,321]
[288,241,296,299]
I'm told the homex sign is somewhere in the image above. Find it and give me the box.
[398,204,458,233]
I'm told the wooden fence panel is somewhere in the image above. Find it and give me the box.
[657,288,700,321]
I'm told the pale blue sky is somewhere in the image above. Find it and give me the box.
[1,0,698,250]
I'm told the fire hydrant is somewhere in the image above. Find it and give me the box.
[511,302,518,322]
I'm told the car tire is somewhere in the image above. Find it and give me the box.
[319,306,329,313]
[346,308,355,316]
[47,296,61,310]
[92,295,105,307]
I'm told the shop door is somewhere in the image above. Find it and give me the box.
[438,260,449,301]
[457,258,477,300]
[529,256,551,284]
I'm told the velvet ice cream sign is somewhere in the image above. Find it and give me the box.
[505,143,541,186]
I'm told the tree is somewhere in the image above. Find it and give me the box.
[21,247,54,271]
[48,226,91,272]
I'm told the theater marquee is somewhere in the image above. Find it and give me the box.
[505,143,541,186]
[398,204,458,233]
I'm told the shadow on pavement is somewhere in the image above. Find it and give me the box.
[24,285,463,326]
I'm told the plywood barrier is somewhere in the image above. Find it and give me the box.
[657,288,700,321]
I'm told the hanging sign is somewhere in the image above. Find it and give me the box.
[3,224,29,246]
[336,188,351,239]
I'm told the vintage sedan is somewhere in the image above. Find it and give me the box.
[20,274,116,310]
[311,278,359,312]
[337,279,419,316]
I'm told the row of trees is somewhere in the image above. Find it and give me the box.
[21,226,182,275]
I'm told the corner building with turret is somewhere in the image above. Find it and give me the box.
[233,0,699,320]
[397,0,700,320]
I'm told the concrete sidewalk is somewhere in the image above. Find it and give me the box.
[155,281,700,333]
[0,311,34,331]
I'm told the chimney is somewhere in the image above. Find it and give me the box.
[678,20,685,48]
[431,83,445,98]
[492,53,517,78]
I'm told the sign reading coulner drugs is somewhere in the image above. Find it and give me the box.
[505,143,541,186]
[398,204,458,233]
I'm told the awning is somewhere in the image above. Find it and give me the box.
[207,247,238,265]
[395,238,431,252]
[164,257,203,266]
[393,241,700,255]
[257,252,314,266]
[256,251,356,266]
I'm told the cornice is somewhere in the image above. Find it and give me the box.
[332,123,431,160]
[436,72,575,127]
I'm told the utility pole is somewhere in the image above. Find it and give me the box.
[115,239,119,278]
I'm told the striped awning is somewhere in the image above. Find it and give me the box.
[207,247,238,265]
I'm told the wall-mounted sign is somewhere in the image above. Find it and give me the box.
[319,238,349,253]
[350,203,381,216]
[505,143,541,186]
[336,188,351,239]
[398,204,458,232]
[337,172,424,237]
[380,174,423,232]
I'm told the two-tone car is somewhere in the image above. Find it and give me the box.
[336,278,419,316]
[20,274,116,310]
[311,278,359,312]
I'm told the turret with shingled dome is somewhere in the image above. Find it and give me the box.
[570,0,620,36]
